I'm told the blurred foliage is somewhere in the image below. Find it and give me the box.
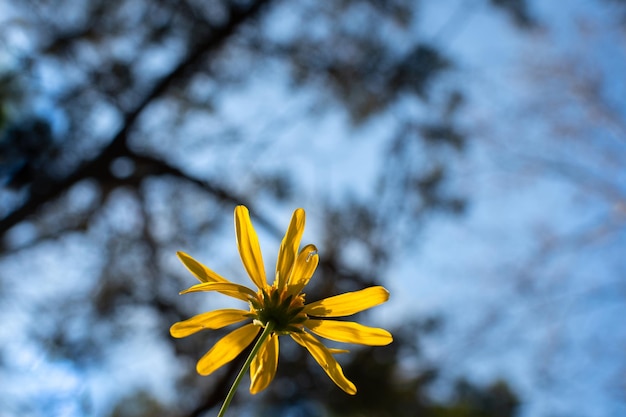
[489,0,536,28]
[0,117,59,190]
[0,0,529,416]
[110,391,169,417]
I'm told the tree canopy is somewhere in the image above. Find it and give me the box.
[2,0,625,416]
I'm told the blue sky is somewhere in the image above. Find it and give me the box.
[1,1,625,416]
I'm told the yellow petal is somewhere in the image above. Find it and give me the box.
[305,319,393,346]
[290,332,356,395]
[196,323,260,376]
[287,244,319,295]
[328,348,350,354]
[304,286,389,317]
[275,208,305,289]
[176,251,229,283]
[249,333,279,394]
[170,309,250,338]
[180,281,257,302]
[234,205,267,289]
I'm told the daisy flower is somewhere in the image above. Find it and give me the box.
[171,205,392,397]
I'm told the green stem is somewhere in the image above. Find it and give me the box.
[217,322,275,417]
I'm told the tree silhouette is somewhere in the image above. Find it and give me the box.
[0,0,529,416]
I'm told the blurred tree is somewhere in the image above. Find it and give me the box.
[452,1,626,413]
[489,0,536,28]
[0,0,528,416]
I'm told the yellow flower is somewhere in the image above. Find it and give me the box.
[170,205,392,395]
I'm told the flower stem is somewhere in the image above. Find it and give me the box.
[217,322,275,417]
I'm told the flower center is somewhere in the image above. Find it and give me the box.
[250,287,307,334]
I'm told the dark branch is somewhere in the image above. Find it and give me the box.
[0,0,272,240]
[131,152,284,237]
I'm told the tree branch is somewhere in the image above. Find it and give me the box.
[0,0,272,241]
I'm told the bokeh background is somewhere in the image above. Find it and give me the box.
[1,0,625,416]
